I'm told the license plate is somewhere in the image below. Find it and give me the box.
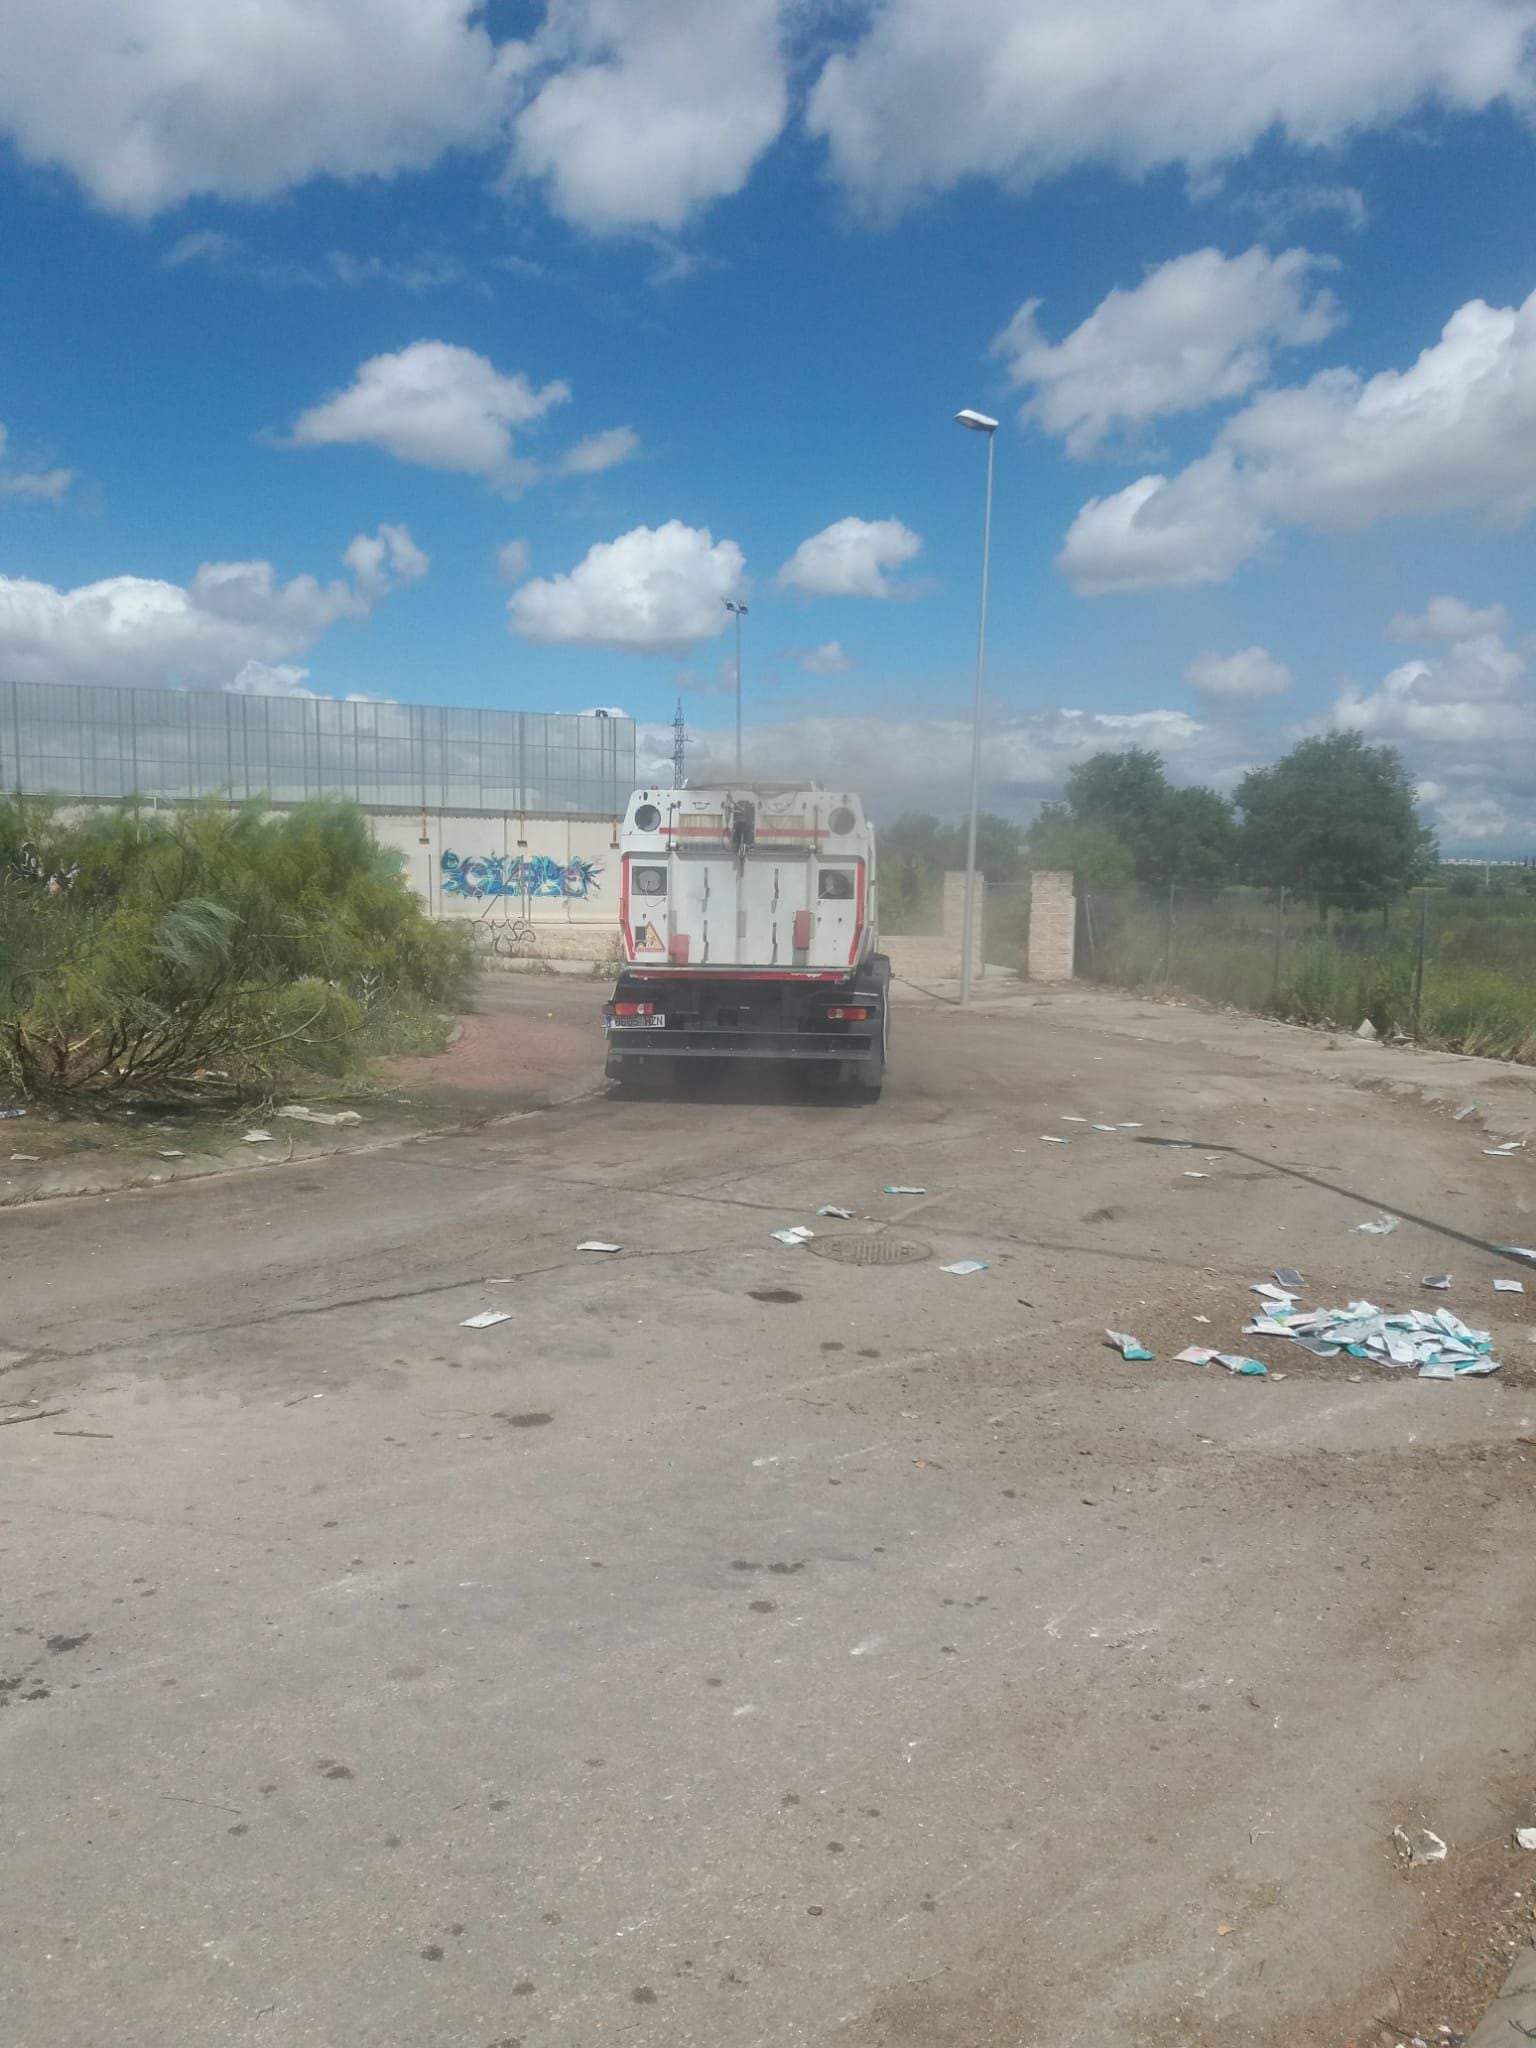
[611,1014,666,1029]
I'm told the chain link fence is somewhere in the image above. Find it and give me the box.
[1075,880,1536,1060]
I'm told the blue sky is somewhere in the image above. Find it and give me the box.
[3,1,1536,845]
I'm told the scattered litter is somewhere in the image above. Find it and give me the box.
[1118,1123,1143,1129]
[1273,1267,1305,1291]
[1516,1828,1536,1852]
[460,1311,512,1329]
[1421,1275,1452,1290]
[1357,1215,1399,1235]
[816,1205,854,1220]
[1182,1170,1209,1179]
[770,1226,814,1246]
[1193,1314,1211,1325]
[1355,1017,1378,1041]
[1060,1115,1089,1123]
[240,1130,274,1145]
[276,1105,363,1127]
[1453,1103,1479,1122]
[1252,1282,1298,1305]
[883,1185,927,1194]
[1227,1295,1504,1379]
[577,1240,623,1254]
[0,1107,25,1120]
[1215,1354,1268,1376]
[484,1278,515,1285]
[1040,1136,1071,1146]
[1484,1140,1524,1156]
[1177,1346,1217,1365]
[940,1259,988,1276]
[1494,1278,1525,1294]
[0,1406,66,1426]
[10,1152,38,1162]
[1394,1825,1447,1867]
[1497,1245,1536,1262]
[1091,1123,1118,1133]
[1105,1330,1154,1361]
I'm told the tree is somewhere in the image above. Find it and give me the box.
[1235,732,1436,903]
[1028,747,1237,886]
[1025,805,1135,886]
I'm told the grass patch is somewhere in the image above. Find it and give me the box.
[1080,886,1536,1062]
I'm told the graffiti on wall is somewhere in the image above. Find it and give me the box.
[440,850,602,901]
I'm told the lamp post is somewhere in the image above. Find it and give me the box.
[954,408,998,1008]
[724,599,749,779]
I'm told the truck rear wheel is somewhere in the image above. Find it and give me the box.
[845,1047,884,1101]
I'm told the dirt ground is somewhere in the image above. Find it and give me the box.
[3,974,1536,2048]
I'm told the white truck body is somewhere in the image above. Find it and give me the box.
[603,783,889,1094]
[618,784,877,974]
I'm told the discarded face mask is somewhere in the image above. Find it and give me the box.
[940,1260,988,1276]
[816,1205,854,1220]
[1214,1353,1268,1376]
[770,1226,814,1246]
[1105,1330,1154,1361]
[461,1310,512,1329]
[1421,1274,1452,1290]
[1356,1215,1399,1235]
[883,1185,927,1195]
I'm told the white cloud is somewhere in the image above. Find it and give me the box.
[1185,646,1293,702]
[513,0,789,232]
[777,517,923,600]
[341,522,430,599]
[1332,634,1532,745]
[1389,594,1511,642]
[1060,285,1536,591]
[164,231,468,292]
[287,341,569,489]
[997,247,1340,456]
[508,520,745,655]
[1059,456,1266,593]
[0,0,518,218]
[1314,603,1536,845]
[226,661,317,698]
[557,424,640,476]
[798,641,854,674]
[0,423,74,504]
[0,525,425,691]
[497,539,532,584]
[285,341,637,494]
[807,0,1536,220]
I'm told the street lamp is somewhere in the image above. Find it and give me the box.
[723,599,749,779]
[954,408,998,1008]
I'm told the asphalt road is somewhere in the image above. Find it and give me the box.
[4,982,1536,2048]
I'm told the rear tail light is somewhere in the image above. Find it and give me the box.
[826,1006,870,1021]
[613,1002,656,1017]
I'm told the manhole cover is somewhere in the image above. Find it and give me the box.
[809,1235,932,1267]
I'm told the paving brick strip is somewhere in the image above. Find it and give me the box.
[1468,1944,1536,2046]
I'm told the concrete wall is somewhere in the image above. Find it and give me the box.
[372,809,622,962]
[1027,870,1076,981]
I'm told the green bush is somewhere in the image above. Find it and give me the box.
[0,797,475,1099]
